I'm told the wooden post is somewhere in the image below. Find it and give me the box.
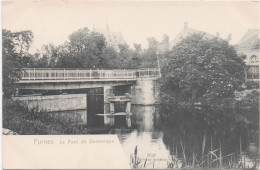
[110,102,115,126]
[126,101,132,128]
[126,101,131,113]
[34,69,35,80]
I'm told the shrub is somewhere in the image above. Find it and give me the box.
[2,99,83,135]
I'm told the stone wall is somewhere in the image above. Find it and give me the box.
[51,110,87,125]
[13,94,87,112]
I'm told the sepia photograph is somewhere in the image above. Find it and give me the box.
[2,0,260,169]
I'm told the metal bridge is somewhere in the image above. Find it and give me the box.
[16,68,161,90]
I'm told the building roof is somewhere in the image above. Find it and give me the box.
[93,25,125,50]
[169,23,217,49]
[236,29,260,50]
[235,29,260,65]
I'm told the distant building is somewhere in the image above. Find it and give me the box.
[93,24,125,51]
[235,29,260,82]
[169,22,231,49]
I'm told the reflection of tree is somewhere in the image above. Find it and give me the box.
[160,106,258,166]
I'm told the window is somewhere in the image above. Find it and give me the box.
[250,55,259,63]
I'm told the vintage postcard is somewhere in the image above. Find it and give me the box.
[2,0,260,169]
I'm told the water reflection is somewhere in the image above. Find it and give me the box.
[115,105,171,168]
[85,95,259,168]
[119,105,258,168]
[131,105,159,131]
[117,130,170,168]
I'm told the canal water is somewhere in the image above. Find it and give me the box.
[85,94,259,169]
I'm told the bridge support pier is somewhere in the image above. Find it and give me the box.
[109,102,115,126]
[104,86,115,126]
[131,78,159,105]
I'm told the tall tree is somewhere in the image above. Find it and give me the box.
[40,43,59,68]
[160,33,245,105]
[141,37,159,68]
[2,29,33,98]
[66,27,107,68]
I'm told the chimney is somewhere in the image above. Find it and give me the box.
[93,23,95,31]
[184,22,188,29]
[106,23,109,31]
[216,32,220,38]
[227,34,232,42]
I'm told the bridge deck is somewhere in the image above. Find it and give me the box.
[17,68,161,83]
[17,79,137,84]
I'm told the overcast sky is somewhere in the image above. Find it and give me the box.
[2,1,260,53]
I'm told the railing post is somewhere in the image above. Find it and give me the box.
[42,70,43,80]
[90,69,92,79]
[28,69,30,80]
[49,69,51,80]
[64,69,66,80]
[139,69,141,78]
[34,69,35,80]
[77,69,79,79]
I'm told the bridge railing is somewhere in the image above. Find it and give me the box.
[136,68,161,78]
[20,68,161,81]
[21,68,137,80]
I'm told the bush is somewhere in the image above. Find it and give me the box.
[2,99,84,135]
[246,81,259,89]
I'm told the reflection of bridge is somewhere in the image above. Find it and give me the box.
[16,68,161,90]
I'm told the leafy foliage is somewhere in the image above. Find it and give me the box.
[2,29,33,98]
[25,27,169,69]
[2,100,84,134]
[160,33,246,105]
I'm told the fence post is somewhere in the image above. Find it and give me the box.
[64,69,66,80]
[34,69,35,80]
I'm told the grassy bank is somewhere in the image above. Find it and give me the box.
[2,99,84,135]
